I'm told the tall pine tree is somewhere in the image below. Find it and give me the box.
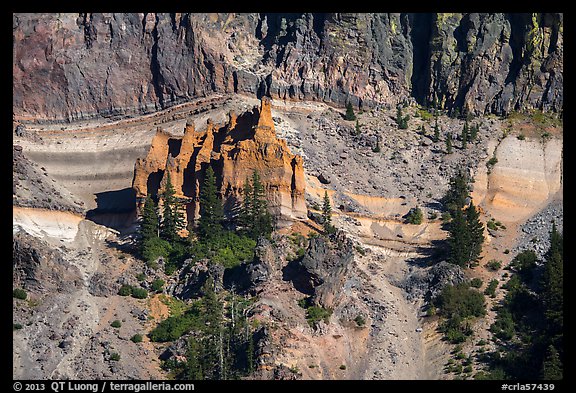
[198,166,224,243]
[322,190,334,234]
[140,194,159,252]
[464,202,485,266]
[443,171,469,214]
[160,171,185,242]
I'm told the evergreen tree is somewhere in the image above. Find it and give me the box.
[250,171,273,240]
[542,223,563,340]
[200,277,224,380]
[238,171,273,240]
[160,172,186,242]
[443,171,469,214]
[355,119,361,135]
[541,345,563,380]
[238,177,253,231]
[433,118,440,142]
[372,137,381,153]
[461,121,468,149]
[322,190,334,234]
[446,133,453,154]
[447,209,470,267]
[140,194,159,251]
[470,123,479,140]
[464,202,485,265]
[345,102,356,121]
[185,336,204,380]
[198,166,224,242]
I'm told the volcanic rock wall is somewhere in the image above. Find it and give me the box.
[132,97,307,225]
[13,13,562,123]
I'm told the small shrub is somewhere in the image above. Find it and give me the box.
[111,320,122,328]
[517,134,526,140]
[503,249,510,254]
[142,237,172,264]
[131,287,148,299]
[151,279,165,292]
[470,278,483,288]
[131,334,143,343]
[136,273,146,281]
[109,352,121,361]
[354,315,366,327]
[118,284,133,296]
[484,279,498,297]
[306,305,332,328]
[464,365,473,373]
[477,339,487,346]
[339,364,347,370]
[13,323,23,330]
[354,245,366,256]
[486,260,502,271]
[13,288,27,300]
[405,207,423,225]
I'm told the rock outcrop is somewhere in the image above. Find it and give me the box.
[132,97,307,226]
[13,13,562,123]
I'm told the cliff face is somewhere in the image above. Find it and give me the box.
[132,97,307,225]
[13,13,562,122]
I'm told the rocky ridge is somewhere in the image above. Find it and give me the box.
[132,97,307,225]
[13,13,563,123]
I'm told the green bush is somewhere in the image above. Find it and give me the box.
[484,279,498,298]
[354,315,366,327]
[405,207,423,225]
[435,283,486,319]
[13,288,27,300]
[109,352,121,361]
[111,320,122,328]
[142,237,172,264]
[131,334,143,343]
[118,284,133,296]
[339,364,347,370]
[490,308,515,341]
[470,278,483,288]
[13,323,23,330]
[149,308,201,342]
[486,259,502,271]
[151,279,165,292]
[131,287,148,299]
[136,273,147,281]
[306,305,332,328]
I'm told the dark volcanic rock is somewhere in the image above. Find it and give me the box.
[295,231,354,309]
[12,231,84,293]
[13,13,562,123]
[402,261,466,302]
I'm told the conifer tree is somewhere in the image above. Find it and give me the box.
[160,171,185,242]
[465,202,485,265]
[541,345,563,380]
[461,121,468,149]
[250,171,273,240]
[433,118,440,142]
[239,171,273,240]
[446,133,453,154]
[140,194,159,251]
[322,190,334,234]
[447,209,470,267]
[345,102,356,121]
[355,119,361,135]
[470,122,479,140]
[198,166,224,242]
[443,171,469,214]
[238,177,253,231]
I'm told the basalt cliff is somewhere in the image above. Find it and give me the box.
[132,97,307,225]
[13,13,562,123]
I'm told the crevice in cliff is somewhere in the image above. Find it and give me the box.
[149,14,165,111]
[409,13,432,106]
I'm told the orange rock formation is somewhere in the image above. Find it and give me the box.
[132,97,307,227]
